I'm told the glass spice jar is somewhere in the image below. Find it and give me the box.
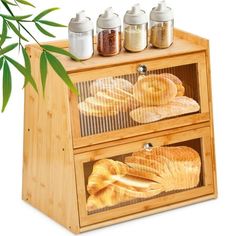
[124,4,148,52]
[97,7,121,56]
[150,1,174,49]
[68,11,94,60]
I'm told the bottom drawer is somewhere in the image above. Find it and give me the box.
[75,126,216,228]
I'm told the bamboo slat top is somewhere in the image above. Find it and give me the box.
[27,29,207,73]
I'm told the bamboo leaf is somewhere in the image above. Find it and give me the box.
[7,21,29,41]
[5,56,38,92]
[35,23,55,38]
[0,20,8,47]
[22,46,31,72]
[1,60,12,112]
[33,8,60,21]
[22,46,31,87]
[0,57,4,70]
[0,43,18,56]
[0,34,11,39]
[40,52,47,96]
[15,0,35,7]
[38,20,66,27]
[0,14,32,21]
[1,0,17,6]
[45,52,78,94]
[42,45,80,61]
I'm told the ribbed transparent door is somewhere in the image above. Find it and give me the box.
[77,63,200,137]
[83,138,203,214]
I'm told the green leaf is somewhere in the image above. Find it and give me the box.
[38,20,66,27]
[0,20,8,47]
[0,57,4,70]
[22,46,31,87]
[22,47,31,72]
[1,60,12,112]
[33,8,60,21]
[0,34,11,39]
[45,52,77,94]
[1,0,17,6]
[42,45,80,61]
[35,23,55,38]
[40,52,47,96]
[0,43,18,56]
[0,14,32,21]
[15,0,35,7]
[5,56,38,92]
[7,21,28,41]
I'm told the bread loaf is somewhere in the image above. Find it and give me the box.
[133,74,177,106]
[125,146,201,191]
[90,77,133,95]
[87,175,163,211]
[160,73,185,96]
[130,96,200,124]
[78,78,136,117]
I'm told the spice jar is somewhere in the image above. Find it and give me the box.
[124,4,148,52]
[97,7,121,56]
[68,11,94,60]
[150,1,174,48]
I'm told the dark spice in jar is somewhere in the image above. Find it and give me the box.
[97,29,121,56]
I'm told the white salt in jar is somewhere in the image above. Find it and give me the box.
[68,11,94,60]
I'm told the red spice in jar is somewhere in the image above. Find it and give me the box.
[97,29,121,56]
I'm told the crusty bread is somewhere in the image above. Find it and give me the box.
[87,176,163,211]
[154,96,200,119]
[130,96,200,124]
[87,159,163,195]
[78,101,118,117]
[87,159,128,195]
[90,77,133,95]
[87,184,133,211]
[125,146,201,191]
[129,107,162,124]
[160,73,185,96]
[79,78,136,117]
[86,146,201,211]
[133,74,177,106]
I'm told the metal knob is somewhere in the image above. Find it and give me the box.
[137,64,147,75]
[143,143,153,151]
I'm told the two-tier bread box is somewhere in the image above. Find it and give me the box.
[22,29,217,233]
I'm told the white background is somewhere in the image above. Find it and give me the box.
[0,0,235,235]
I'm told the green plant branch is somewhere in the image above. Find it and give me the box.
[0,0,80,112]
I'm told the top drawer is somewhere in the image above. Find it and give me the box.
[70,52,210,148]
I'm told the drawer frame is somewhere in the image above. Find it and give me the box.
[70,52,210,149]
[74,126,216,227]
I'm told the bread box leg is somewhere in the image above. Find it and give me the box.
[22,48,80,233]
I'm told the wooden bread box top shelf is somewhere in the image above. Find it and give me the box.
[27,29,209,73]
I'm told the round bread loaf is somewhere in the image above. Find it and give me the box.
[133,74,177,106]
[160,73,185,96]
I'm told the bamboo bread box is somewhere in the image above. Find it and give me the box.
[22,29,217,233]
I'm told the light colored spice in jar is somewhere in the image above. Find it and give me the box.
[150,21,173,48]
[124,25,147,52]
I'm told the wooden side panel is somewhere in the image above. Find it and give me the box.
[22,48,80,233]
[205,44,218,196]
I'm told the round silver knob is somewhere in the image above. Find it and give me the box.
[137,64,147,75]
[143,143,153,151]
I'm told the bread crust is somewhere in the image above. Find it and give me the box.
[133,74,177,106]
[160,73,185,96]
